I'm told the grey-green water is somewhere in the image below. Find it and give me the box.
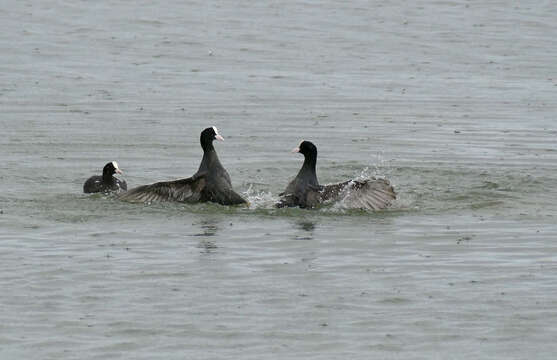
[2,1,557,359]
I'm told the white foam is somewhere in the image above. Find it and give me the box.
[244,184,280,209]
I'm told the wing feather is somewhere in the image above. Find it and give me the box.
[310,178,396,210]
[118,176,206,203]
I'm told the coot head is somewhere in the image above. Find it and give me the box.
[292,140,317,158]
[200,126,224,150]
[103,161,123,177]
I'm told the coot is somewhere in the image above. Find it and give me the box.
[277,140,395,210]
[83,161,127,194]
[119,127,246,205]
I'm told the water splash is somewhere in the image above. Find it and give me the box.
[329,156,412,212]
[243,183,279,210]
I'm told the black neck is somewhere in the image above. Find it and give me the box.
[297,152,318,185]
[198,145,220,173]
[201,139,215,153]
[301,154,317,173]
[102,172,115,183]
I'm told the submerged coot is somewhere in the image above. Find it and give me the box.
[277,140,396,210]
[119,127,247,205]
[83,161,127,194]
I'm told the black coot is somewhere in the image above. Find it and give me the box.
[119,127,247,205]
[83,161,127,194]
[277,140,396,210]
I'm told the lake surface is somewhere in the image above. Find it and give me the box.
[1,0,557,359]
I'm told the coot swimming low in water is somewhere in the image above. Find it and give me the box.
[83,161,127,194]
[119,127,247,205]
[276,140,396,210]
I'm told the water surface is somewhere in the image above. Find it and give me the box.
[1,1,557,359]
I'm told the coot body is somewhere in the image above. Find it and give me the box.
[83,161,127,194]
[277,140,395,210]
[119,127,246,205]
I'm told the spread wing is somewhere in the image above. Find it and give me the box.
[307,178,396,210]
[118,175,206,203]
[118,179,128,191]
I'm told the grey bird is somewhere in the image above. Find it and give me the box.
[119,127,247,205]
[276,140,396,210]
[83,161,127,194]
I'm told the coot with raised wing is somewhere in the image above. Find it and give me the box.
[119,127,246,205]
[276,140,395,210]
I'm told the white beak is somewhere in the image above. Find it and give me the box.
[213,126,224,141]
[112,161,123,174]
[291,147,300,153]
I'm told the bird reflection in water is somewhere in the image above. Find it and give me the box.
[190,219,219,253]
[295,219,316,240]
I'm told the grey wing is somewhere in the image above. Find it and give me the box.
[118,176,206,203]
[313,178,396,210]
[119,179,128,191]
